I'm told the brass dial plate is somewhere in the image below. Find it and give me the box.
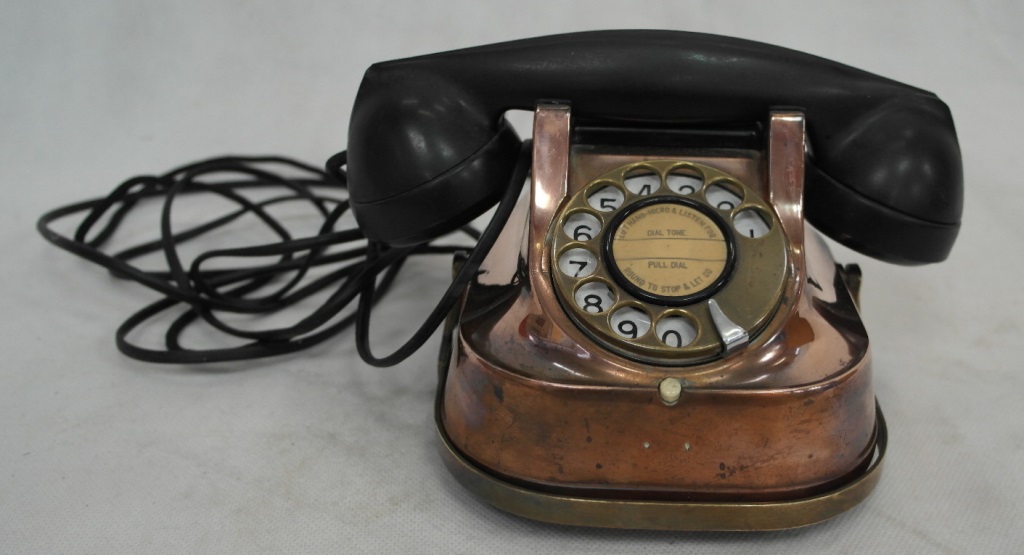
[550,160,788,364]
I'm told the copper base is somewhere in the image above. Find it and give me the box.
[435,401,885,531]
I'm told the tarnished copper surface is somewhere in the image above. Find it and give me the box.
[434,401,885,530]
[438,108,879,526]
[442,340,873,498]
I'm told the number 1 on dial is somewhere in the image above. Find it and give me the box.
[733,209,771,238]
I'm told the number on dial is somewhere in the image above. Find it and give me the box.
[705,183,743,211]
[562,212,602,242]
[667,173,702,195]
[610,306,652,339]
[656,316,698,348]
[587,185,624,212]
[733,208,771,238]
[624,172,660,196]
[558,248,598,278]
[574,281,615,314]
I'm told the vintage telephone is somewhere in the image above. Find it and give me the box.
[345,30,962,531]
[39,31,962,531]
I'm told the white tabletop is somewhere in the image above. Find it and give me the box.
[3,1,1022,552]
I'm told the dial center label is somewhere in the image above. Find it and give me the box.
[610,202,728,298]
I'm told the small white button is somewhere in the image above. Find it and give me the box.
[659,378,682,405]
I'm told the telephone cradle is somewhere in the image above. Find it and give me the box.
[340,33,962,531]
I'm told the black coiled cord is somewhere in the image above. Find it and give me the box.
[37,144,530,366]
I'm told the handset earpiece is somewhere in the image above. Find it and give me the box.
[347,70,522,247]
[806,97,963,264]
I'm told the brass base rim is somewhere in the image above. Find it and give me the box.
[435,402,886,531]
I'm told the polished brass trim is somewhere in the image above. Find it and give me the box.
[435,402,886,531]
[550,160,787,364]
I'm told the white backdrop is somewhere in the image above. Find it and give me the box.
[2,1,1022,552]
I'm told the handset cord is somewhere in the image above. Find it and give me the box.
[36,143,531,366]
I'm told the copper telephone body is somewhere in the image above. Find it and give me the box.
[436,106,883,530]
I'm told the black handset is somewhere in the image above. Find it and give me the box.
[347,30,961,264]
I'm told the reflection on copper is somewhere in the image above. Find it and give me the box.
[769,111,807,313]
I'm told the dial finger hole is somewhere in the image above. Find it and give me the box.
[574,281,615,314]
[562,211,602,242]
[610,306,652,339]
[558,248,598,278]
[656,315,698,348]
[587,184,625,212]
[705,182,743,212]
[733,208,771,239]
[667,169,703,195]
[623,169,660,196]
